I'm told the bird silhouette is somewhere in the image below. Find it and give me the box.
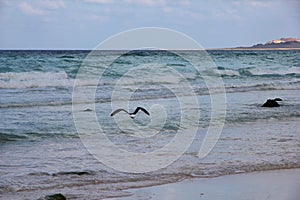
[110,107,150,118]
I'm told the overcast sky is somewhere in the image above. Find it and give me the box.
[0,0,299,49]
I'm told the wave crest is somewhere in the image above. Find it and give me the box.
[0,71,72,89]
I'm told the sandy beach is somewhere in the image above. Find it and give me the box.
[110,169,300,200]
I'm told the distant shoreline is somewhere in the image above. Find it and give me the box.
[207,47,300,51]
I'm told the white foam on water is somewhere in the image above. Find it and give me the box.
[0,71,73,89]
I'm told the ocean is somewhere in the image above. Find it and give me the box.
[0,49,299,199]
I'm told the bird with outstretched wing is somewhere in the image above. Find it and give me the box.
[110,107,150,118]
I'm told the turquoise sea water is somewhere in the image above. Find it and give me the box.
[0,50,299,199]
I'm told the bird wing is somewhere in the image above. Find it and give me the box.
[133,107,150,115]
[110,109,129,116]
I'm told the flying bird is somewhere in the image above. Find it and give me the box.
[110,107,150,118]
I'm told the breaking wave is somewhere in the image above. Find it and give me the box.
[0,71,73,89]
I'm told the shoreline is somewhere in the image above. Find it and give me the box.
[207,47,300,50]
[109,168,300,200]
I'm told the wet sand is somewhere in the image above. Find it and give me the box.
[110,169,300,200]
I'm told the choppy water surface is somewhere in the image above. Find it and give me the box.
[0,50,299,199]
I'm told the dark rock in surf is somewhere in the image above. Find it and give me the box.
[262,98,282,107]
[38,193,66,200]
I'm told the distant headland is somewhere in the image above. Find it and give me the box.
[247,38,300,49]
[212,37,300,50]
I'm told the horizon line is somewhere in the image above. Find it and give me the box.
[1,47,300,51]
